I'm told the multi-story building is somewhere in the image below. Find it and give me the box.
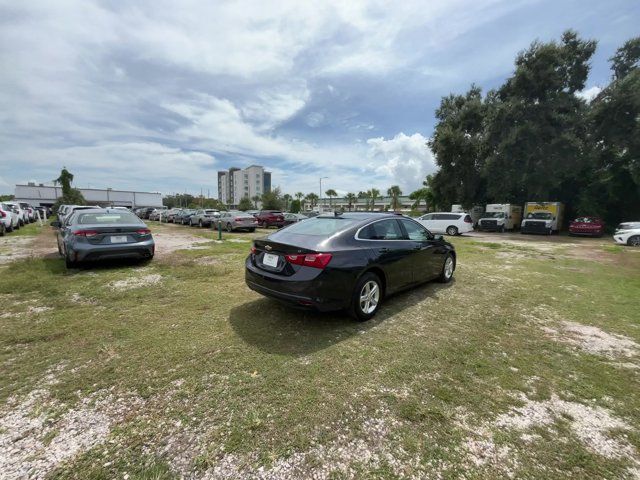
[217,165,271,207]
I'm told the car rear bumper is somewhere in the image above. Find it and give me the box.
[245,258,347,312]
[70,239,155,262]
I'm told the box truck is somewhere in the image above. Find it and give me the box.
[521,202,564,234]
[451,204,484,228]
[477,204,522,232]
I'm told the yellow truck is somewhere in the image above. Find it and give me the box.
[521,202,564,234]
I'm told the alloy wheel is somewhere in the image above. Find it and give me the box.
[444,256,454,279]
[446,226,458,236]
[359,280,380,315]
[629,236,640,247]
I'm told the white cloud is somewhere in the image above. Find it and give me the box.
[576,86,602,103]
[367,133,436,192]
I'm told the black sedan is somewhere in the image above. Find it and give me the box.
[245,213,456,320]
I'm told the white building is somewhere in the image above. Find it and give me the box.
[217,165,271,207]
[14,183,163,208]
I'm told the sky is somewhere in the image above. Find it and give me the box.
[0,0,638,198]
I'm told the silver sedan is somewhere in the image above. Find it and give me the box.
[215,211,258,232]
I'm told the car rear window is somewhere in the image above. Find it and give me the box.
[284,217,357,236]
[77,212,142,224]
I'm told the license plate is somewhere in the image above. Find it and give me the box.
[110,235,128,243]
[263,252,279,267]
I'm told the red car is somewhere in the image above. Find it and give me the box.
[255,210,285,228]
[569,216,605,237]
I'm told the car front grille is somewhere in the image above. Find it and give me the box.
[480,220,498,228]
[523,221,548,232]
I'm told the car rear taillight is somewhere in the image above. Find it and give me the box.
[250,245,257,254]
[285,252,333,269]
[464,215,472,223]
[0,211,5,218]
[74,230,99,237]
[136,228,151,235]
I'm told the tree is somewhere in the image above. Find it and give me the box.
[610,37,640,80]
[0,194,14,202]
[283,193,292,211]
[290,199,301,213]
[368,188,381,210]
[238,196,253,211]
[409,187,430,210]
[305,193,319,208]
[261,187,284,210]
[586,36,640,225]
[344,193,357,211]
[53,167,85,211]
[357,191,370,210]
[325,189,337,207]
[428,85,487,210]
[484,31,596,207]
[251,195,261,209]
[387,185,402,210]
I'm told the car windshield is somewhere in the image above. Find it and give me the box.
[484,212,505,218]
[618,222,640,230]
[76,212,143,224]
[283,217,358,236]
[527,212,552,219]
[204,210,217,214]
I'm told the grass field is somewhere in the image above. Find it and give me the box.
[1,223,639,479]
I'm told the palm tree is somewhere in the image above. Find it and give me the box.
[325,189,337,207]
[305,193,319,208]
[295,192,304,202]
[358,191,370,211]
[369,188,381,210]
[387,185,402,211]
[283,193,291,211]
[251,195,261,209]
[345,193,357,211]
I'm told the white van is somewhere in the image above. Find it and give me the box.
[417,212,474,236]
[451,204,484,228]
[478,204,522,232]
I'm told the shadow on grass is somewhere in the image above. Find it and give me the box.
[43,256,153,275]
[229,279,455,356]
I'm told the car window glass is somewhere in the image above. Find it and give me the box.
[77,212,142,224]
[400,219,430,241]
[359,219,404,240]
[285,217,358,236]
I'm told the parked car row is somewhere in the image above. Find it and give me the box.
[143,208,310,232]
[0,201,49,236]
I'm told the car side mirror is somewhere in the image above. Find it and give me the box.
[51,220,61,228]
[433,234,443,242]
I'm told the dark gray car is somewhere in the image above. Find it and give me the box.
[52,209,154,268]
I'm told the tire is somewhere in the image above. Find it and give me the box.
[628,235,640,247]
[446,226,458,236]
[19,219,24,227]
[349,272,382,321]
[226,223,233,233]
[199,220,203,228]
[0,223,5,236]
[65,250,77,269]
[499,225,505,233]
[248,228,255,232]
[261,221,267,229]
[438,254,455,283]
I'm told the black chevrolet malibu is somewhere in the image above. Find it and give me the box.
[245,213,456,320]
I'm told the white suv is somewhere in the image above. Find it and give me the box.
[3,202,26,226]
[613,222,640,247]
[0,203,20,233]
[417,212,474,236]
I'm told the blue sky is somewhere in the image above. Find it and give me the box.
[0,0,638,197]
